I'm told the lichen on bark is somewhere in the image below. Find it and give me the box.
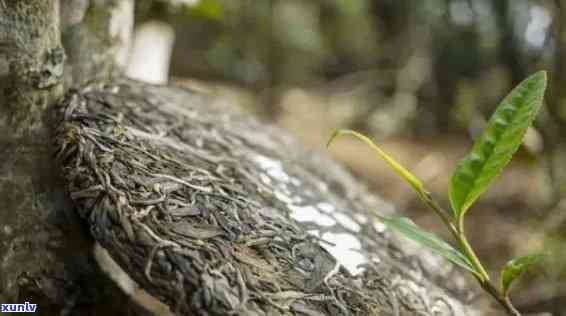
[0,2,136,314]
[0,0,65,133]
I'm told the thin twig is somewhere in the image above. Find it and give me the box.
[421,192,522,316]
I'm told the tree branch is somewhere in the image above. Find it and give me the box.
[61,0,134,86]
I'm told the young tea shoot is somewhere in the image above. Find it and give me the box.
[327,71,548,316]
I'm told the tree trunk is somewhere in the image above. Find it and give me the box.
[0,1,138,315]
[61,0,133,87]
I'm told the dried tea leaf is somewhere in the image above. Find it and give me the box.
[171,222,224,239]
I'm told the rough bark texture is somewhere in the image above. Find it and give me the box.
[0,1,136,315]
[54,78,493,316]
[61,0,133,87]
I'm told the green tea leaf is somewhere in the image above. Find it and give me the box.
[449,71,547,218]
[501,254,544,296]
[327,130,425,197]
[379,216,478,274]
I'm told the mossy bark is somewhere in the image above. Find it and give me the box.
[0,1,134,315]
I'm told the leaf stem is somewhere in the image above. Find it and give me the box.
[419,191,459,238]
[502,296,522,316]
[420,191,489,280]
[456,229,490,282]
[420,192,522,315]
[482,280,522,316]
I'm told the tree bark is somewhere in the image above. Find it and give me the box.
[0,1,136,315]
[61,0,133,87]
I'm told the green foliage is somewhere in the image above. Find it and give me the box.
[328,71,548,315]
[379,217,476,273]
[449,71,547,220]
[501,254,544,296]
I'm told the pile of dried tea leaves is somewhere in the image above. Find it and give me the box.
[53,79,484,316]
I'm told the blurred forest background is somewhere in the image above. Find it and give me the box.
[132,0,566,314]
